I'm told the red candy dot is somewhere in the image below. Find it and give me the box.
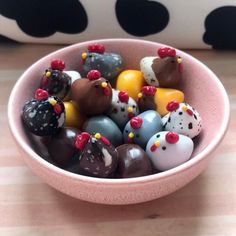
[130,117,143,129]
[141,86,157,95]
[51,59,65,71]
[166,101,180,112]
[165,132,179,144]
[75,132,90,150]
[157,47,176,58]
[87,70,101,80]
[150,144,158,152]
[118,91,129,103]
[186,108,193,116]
[54,103,62,114]
[35,89,49,101]
[100,136,110,146]
[87,43,105,54]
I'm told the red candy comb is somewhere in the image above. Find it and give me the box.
[51,59,65,71]
[118,91,129,103]
[75,132,90,150]
[130,117,143,129]
[142,86,157,95]
[157,47,176,58]
[165,132,179,144]
[87,70,101,80]
[53,103,62,114]
[87,43,105,54]
[35,89,49,101]
[166,101,180,112]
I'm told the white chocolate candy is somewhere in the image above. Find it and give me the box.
[146,131,194,171]
[64,71,81,83]
[162,102,202,139]
[107,89,139,129]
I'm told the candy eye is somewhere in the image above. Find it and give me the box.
[94,84,99,88]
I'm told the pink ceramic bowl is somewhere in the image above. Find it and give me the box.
[8,39,230,205]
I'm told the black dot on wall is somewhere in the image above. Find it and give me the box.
[203,6,236,49]
[0,0,88,37]
[115,0,169,36]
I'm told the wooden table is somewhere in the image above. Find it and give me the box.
[0,43,235,236]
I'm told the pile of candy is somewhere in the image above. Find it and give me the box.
[22,43,202,178]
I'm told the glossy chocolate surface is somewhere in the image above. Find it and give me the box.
[116,144,152,178]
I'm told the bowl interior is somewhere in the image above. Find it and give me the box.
[9,39,228,176]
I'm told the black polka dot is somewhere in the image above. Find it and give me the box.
[203,6,236,49]
[168,116,171,123]
[0,0,88,37]
[188,122,193,129]
[115,0,169,36]
[179,112,183,115]
[162,146,166,150]
[194,114,197,120]
[121,107,125,112]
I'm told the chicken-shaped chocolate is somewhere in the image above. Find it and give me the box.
[137,86,184,117]
[81,43,124,82]
[71,70,112,116]
[40,59,71,100]
[146,131,194,171]
[123,110,163,149]
[22,89,65,136]
[75,132,118,178]
[162,101,202,139]
[140,47,183,87]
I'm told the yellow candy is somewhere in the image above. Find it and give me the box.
[64,101,86,129]
[154,88,184,117]
[116,70,146,100]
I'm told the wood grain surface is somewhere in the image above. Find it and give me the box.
[0,43,235,236]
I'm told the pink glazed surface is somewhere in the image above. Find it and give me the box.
[8,39,230,204]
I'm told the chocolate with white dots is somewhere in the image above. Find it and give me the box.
[146,131,194,171]
[107,89,139,129]
[162,102,202,139]
[75,133,118,178]
[22,94,65,136]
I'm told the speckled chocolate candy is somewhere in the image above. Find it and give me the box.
[162,102,202,139]
[146,131,194,171]
[75,132,118,178]
[81,43,124,81]
[116,144,152,178]
[40,59,71,100]
[83,115,123,147]
[48,127,80,168]
[107,89,139,129]
[123,110,163,148]
[22,89,65,136]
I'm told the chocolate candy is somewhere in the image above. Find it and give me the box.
[75,132,118,178]
[107,89,139,129]
[40,59,71,100]
[71,73,112,116]
[83,115,123,147]
[140,47,183,87]
[81,43,124,81]
[48,127,80,168]
[123,110,163,148]
[22,89,65,136]
[137,86,185,117]
[146,131,194,171]
[116,144,152,178]
[116,70,146,100]
[162,102,202,139]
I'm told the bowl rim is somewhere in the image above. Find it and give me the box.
[8,38,230,185]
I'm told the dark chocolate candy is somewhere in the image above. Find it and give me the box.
[75,133,118,178]
[47,127,80,168]
[71,77,112,116]
[22,93,65,136]
[40,68,71,100]
[116,144,152,178]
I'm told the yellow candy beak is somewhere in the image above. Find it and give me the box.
[101,82,108,88]
[182,105,188,112]
[177,57,182,64]
[127,106,133,113]
[128,132,135,139]
[81,52,87,60]
[154,140,161,148]
[94,133,101,139]
[137,92,143,98]
[49,98,57,106]
[45,71,51,77]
